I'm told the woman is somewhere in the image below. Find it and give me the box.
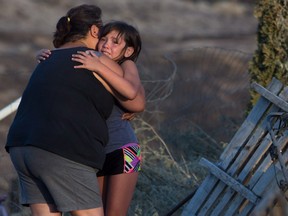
[39,21,145,215]
[5,4,124,216]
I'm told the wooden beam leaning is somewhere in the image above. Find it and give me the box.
[251,82,288,112]
[199,157,260,204]
[182,78,283,216]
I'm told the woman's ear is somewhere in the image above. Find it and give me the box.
[90,25,99,38]
[124,47,134,58]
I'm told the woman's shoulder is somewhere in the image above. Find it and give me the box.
[51,46,91,53]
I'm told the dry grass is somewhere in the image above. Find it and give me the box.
[129,118,210,216]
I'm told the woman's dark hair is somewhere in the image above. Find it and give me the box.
[53,4,103,48]
[99,21,142,64]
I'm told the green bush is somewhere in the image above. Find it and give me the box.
[248,0,288,105]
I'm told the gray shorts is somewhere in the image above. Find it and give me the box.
[9,146,102,212]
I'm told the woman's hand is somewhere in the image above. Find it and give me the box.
[72,51,102,71]
[36,49,51,63]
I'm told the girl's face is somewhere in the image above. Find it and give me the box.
[97,30,127,61]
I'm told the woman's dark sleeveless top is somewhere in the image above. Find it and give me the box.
[6,47,114,169]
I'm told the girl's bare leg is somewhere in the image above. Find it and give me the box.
[104,172,138,216]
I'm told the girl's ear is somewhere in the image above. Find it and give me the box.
[124,47,134,58]
[90,25,99,38]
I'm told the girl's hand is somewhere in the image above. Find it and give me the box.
[36,49,51,63]
[122,112,136,121]
[72,51,102,71]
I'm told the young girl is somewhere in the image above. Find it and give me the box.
[38,21,144,216]
[72,21,144,216]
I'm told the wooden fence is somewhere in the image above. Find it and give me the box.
[182,78,288,216]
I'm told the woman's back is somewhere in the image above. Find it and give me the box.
[6,47,114,168]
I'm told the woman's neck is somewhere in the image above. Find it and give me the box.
[59,41,88,49]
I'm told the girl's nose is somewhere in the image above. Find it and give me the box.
[103,41,109,48]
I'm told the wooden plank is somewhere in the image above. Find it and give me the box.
[238,88,288,189]
[267,117,288,182]
[224,156,276,216]
[197,180,226,216]
[250,187,288,216]
[226,133,288,215]
[205,87,288,215]
[252,82,288,112]
[181,174,219,215]
[240,164,285,216]
[199,158,259,204]
[182,79,284,216]
[220,78,283,163]
[199,104,280,215]
[239,141,288,215]
[196,82,282,215]
[223,155,274,216]
[210,132,273,215]
[249,134,288,188]
[225,135,288,216]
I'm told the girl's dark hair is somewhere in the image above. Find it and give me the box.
[99,21,142,64]
[53,4,103,48]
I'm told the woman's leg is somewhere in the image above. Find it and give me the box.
[97,176,107,208]
[30,202,105,216]
[104,172,138,216]
[20,147,103,215]
[70,207,104,216]
[30,202,104,216]
[30,203,61,216]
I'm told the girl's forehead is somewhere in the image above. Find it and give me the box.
[103,30,125,42]
[105,29,125,37]
[107,30,121,36]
